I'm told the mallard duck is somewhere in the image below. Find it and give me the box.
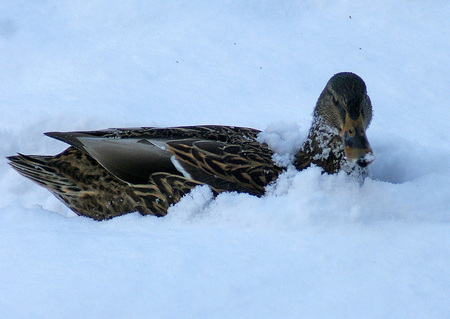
[8,72,374,220]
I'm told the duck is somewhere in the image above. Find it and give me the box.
[7,72,374,220]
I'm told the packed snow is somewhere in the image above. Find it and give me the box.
[1,1,449,318]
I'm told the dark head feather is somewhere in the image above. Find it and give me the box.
[314,72,372,130]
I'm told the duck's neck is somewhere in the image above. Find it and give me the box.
[294,118,345,173]
[294,118,368,178]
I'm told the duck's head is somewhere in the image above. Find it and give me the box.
[314,72,374,167]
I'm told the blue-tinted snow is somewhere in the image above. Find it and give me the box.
[1,1,449,318]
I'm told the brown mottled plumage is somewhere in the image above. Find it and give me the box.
[7,72,374,220]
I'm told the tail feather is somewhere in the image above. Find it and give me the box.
[7,154,81,193]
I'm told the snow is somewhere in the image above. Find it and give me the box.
[1,1,449,318]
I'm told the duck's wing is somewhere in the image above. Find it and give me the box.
[166,138,282,195]
[46,132,179,184]
[45,126,282,195]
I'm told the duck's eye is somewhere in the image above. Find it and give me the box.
[348,128,355,136]
[332,96,339,105]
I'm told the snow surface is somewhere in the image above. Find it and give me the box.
[1,1,450,318]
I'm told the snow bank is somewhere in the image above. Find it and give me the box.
[1,1,449,318]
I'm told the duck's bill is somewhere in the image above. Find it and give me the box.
[345,145,374,167]
[341,114,375,167]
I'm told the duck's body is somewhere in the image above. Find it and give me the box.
[8,72,375,220]
[9,126,281,220]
